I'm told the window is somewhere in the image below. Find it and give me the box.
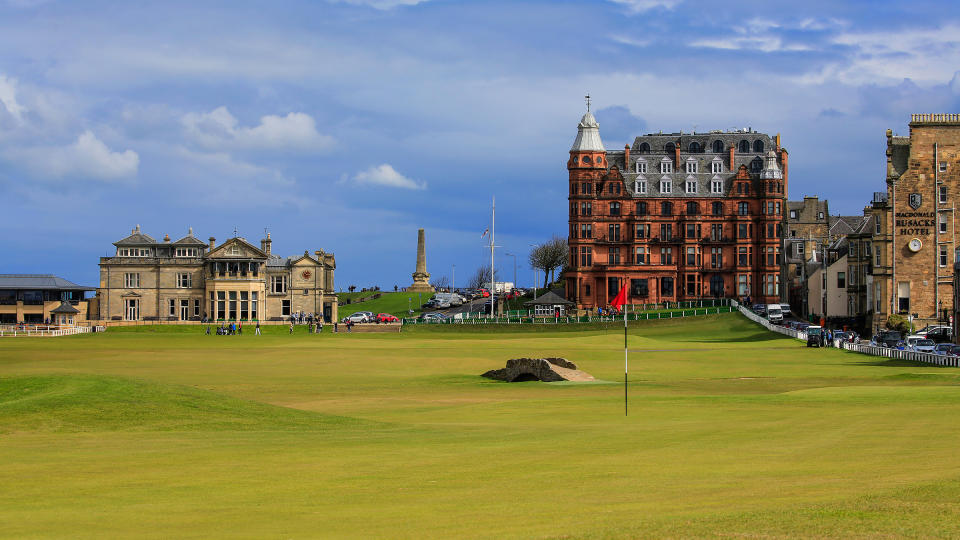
[686,246,697,266]
[710,224,723,240]
[609,202,621,216]
[585,283,591,296]
[710,247,722,268]
[685,180,697,194]
[686,161,698,174]
[766,201,774,215]
[608,224,620,241]
[940,185,948,203]
[606,277,621,299]
[636,201,648,215]
[176,272,192,288]
[608,247,621,265]
[227,245,241,256]
[631,278,648,297]
[168,298,176,317]
[270,275,288,294]
[764,274,777,295]
[123,273,140,288]
[686,202,699,215]
[660,160,673,174]
[194,299,201,318]
[876,251,881,266]
[898,282,910,314]
[754,140,764,153]
[282,299,291,316]
[175,247,199,257]
[250,292,258,320]
[124,298,140,321]
[876,283,882,313]
[776,201,781,215]
[660,276,674,296]
[940,246,948,267]
[711,179,722,194]
[738,274,749,296]
[660,179,672,193]
[796,242,804,255]
[636,161,647,174]
[664,143,675,154]
[738,247,749,266]
[940,161,948,172]
[837,272,846,288]
[875,218,881,234]
[818,211,824,220]
[738,202,749,216]
[850,242,858,257]
[635,246,648,265]
[581,182,592,194]
[660,223,673,240]
[660,247,673,265]
[738,224,749,239]
[766,223,775,238]
[581,202,592,216]
[635,223,650,239]
[686,274,697,295]
[766,247,775,267]
[750,158,762,172]
[638,142,650,154]
[738,140,750,153]
[940,214,948,234]
[711,161,722,174]
[686,223,698,238]
[661,202,673,216]
[635,180,647,194]
[579,246,592,266]
[570,203,577,216]
[117,247,151,257]
[580,224,592,238]
[712,201,723,216]
[712,140,724,153]
[689,142,702,153]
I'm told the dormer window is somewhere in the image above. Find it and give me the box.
[685,179,697,194]
[711,179,723,194]
[118,248,151,257]
[738,140,750,153]
[660,160,673,174]
[685,160,698,174]
[689,141,702,153]
[634,180,647,194]
[753,140,764,153]
[635,160,647,174]
[711,161,722,174]
[660,179,672,193]
[712,140,724,153]
[750,158,763,172]
[175,247,199,257]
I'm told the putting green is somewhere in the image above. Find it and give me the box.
[2,313,960,538]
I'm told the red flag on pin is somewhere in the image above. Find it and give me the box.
[610,282,629,310]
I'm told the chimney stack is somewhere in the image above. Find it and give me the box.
[262,232,272,255]
[209,236,216,250]
[624,144,630,171]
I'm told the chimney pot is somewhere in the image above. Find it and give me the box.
[209,236,216,250]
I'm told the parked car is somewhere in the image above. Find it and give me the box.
[753,304,767,316]
[833,331,848,343]
[806,326,824,347]
[876,331,902,348]
[766,304,783,324]
[343,312,369,323]
[375,313,398,323]
[420,312,447,322]
[908,338,937,353]
[780,303,792,317]
[915,326,953,343]
[934,343,957,356]
[478,288,491,298]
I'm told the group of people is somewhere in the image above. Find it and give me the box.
[290,311,324,325]
[290,319,327,334]
[207,321,262,335]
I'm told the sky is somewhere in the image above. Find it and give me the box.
[1,0,960,290]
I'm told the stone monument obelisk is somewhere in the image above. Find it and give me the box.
[408,228,435,292]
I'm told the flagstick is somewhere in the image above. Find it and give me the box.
[624,304,628,416]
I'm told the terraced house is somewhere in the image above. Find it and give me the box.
[96,226,337,322]
[564,105,788,309]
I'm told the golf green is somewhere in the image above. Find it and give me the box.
[2,313,960,538]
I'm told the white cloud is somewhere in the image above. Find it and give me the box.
[825,24,960,85]
[351,164,426,190]
[182,106,335,151]
[10,131,138,181]
[0,75,26,122]
[167,147,301,207]
[608,0,681,13]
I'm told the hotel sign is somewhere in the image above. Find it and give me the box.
[895,211,934,236]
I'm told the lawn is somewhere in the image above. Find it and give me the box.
[2,313,960,538]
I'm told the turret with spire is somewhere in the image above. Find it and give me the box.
[569,94,607,170]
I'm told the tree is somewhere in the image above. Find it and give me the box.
[467,265,498,289]
[431,275,450,291]
[529,235,569,288]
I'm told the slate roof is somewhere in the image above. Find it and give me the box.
[0,274,93,290]
[114,229,158,246]
[266,255,294,268]
[173,229,208,246]
[51,301,80,314]
[830,216,865,236]
[523,289,573,306]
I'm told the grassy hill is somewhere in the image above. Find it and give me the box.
[3,313,960,537]
[337,290,435,318]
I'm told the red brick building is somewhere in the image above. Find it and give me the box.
[564,109,788,309]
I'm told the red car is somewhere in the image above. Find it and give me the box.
[376,313,399,323]
[478,289,490,298]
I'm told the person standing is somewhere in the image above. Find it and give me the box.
[238,320,243,335]
[255,321,261,336]
[318,319,323,333]
[289,321,294,334]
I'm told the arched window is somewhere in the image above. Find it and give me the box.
[712,140,724,153]
[638,142,650,154]
[686,202,699,215]
[738,140,750,153]
[583,155,592,164]
[738,202,749,216]
[689,141,702,153]
[661,201,673,216]
[665,142,676,154]
[753,140,764,153]
[750,157,763,172]
[712,202,723,216]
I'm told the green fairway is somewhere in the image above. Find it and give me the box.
[2,313,960,538]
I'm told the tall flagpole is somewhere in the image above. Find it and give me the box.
[490,196,495,318]
[624,302,628,416]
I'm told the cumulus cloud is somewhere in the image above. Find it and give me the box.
[608,0,681,13]
[0,75,25,123]
[10,131,138,181]
[350,164,426,190]
[182,106,334,151]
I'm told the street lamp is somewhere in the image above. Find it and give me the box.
[528,243,538,300]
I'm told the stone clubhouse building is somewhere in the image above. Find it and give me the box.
[96,226,337,322]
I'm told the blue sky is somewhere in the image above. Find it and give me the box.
[1,0,959,290]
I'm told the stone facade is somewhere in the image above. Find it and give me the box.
[96,226,337,322]
[564,108,788,308]
[0,275,93,324]
[784,196,829,315]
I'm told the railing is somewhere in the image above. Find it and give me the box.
[911,113,960,124]
[0,325,103,337]
[733,301,958,367]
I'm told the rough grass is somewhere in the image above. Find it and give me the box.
[2,313,960,538]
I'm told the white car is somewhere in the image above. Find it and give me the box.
[344,312,371,323]
[909,338,936,353]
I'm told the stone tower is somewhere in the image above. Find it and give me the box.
[408,228,435,292]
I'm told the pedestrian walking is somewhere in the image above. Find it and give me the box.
[318,320,323,333]
[334,322,338,333]
[238,321,243,335]
[255,321,261,335]
[289,322,294,334]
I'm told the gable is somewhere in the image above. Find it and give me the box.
[206,238,267,260]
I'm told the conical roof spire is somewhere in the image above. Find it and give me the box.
[570,105,605,152]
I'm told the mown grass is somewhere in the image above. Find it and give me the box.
[2,313,960,538]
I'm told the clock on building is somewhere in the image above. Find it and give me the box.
[301,270,312,279]
[908,238,922,252]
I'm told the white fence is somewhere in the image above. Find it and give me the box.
[0,325,103,337]
[732,301,956,367]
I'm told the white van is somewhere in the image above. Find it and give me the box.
[766,304,783,324]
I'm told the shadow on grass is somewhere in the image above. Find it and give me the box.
[851,358,952,368]
[683,332,792,343]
